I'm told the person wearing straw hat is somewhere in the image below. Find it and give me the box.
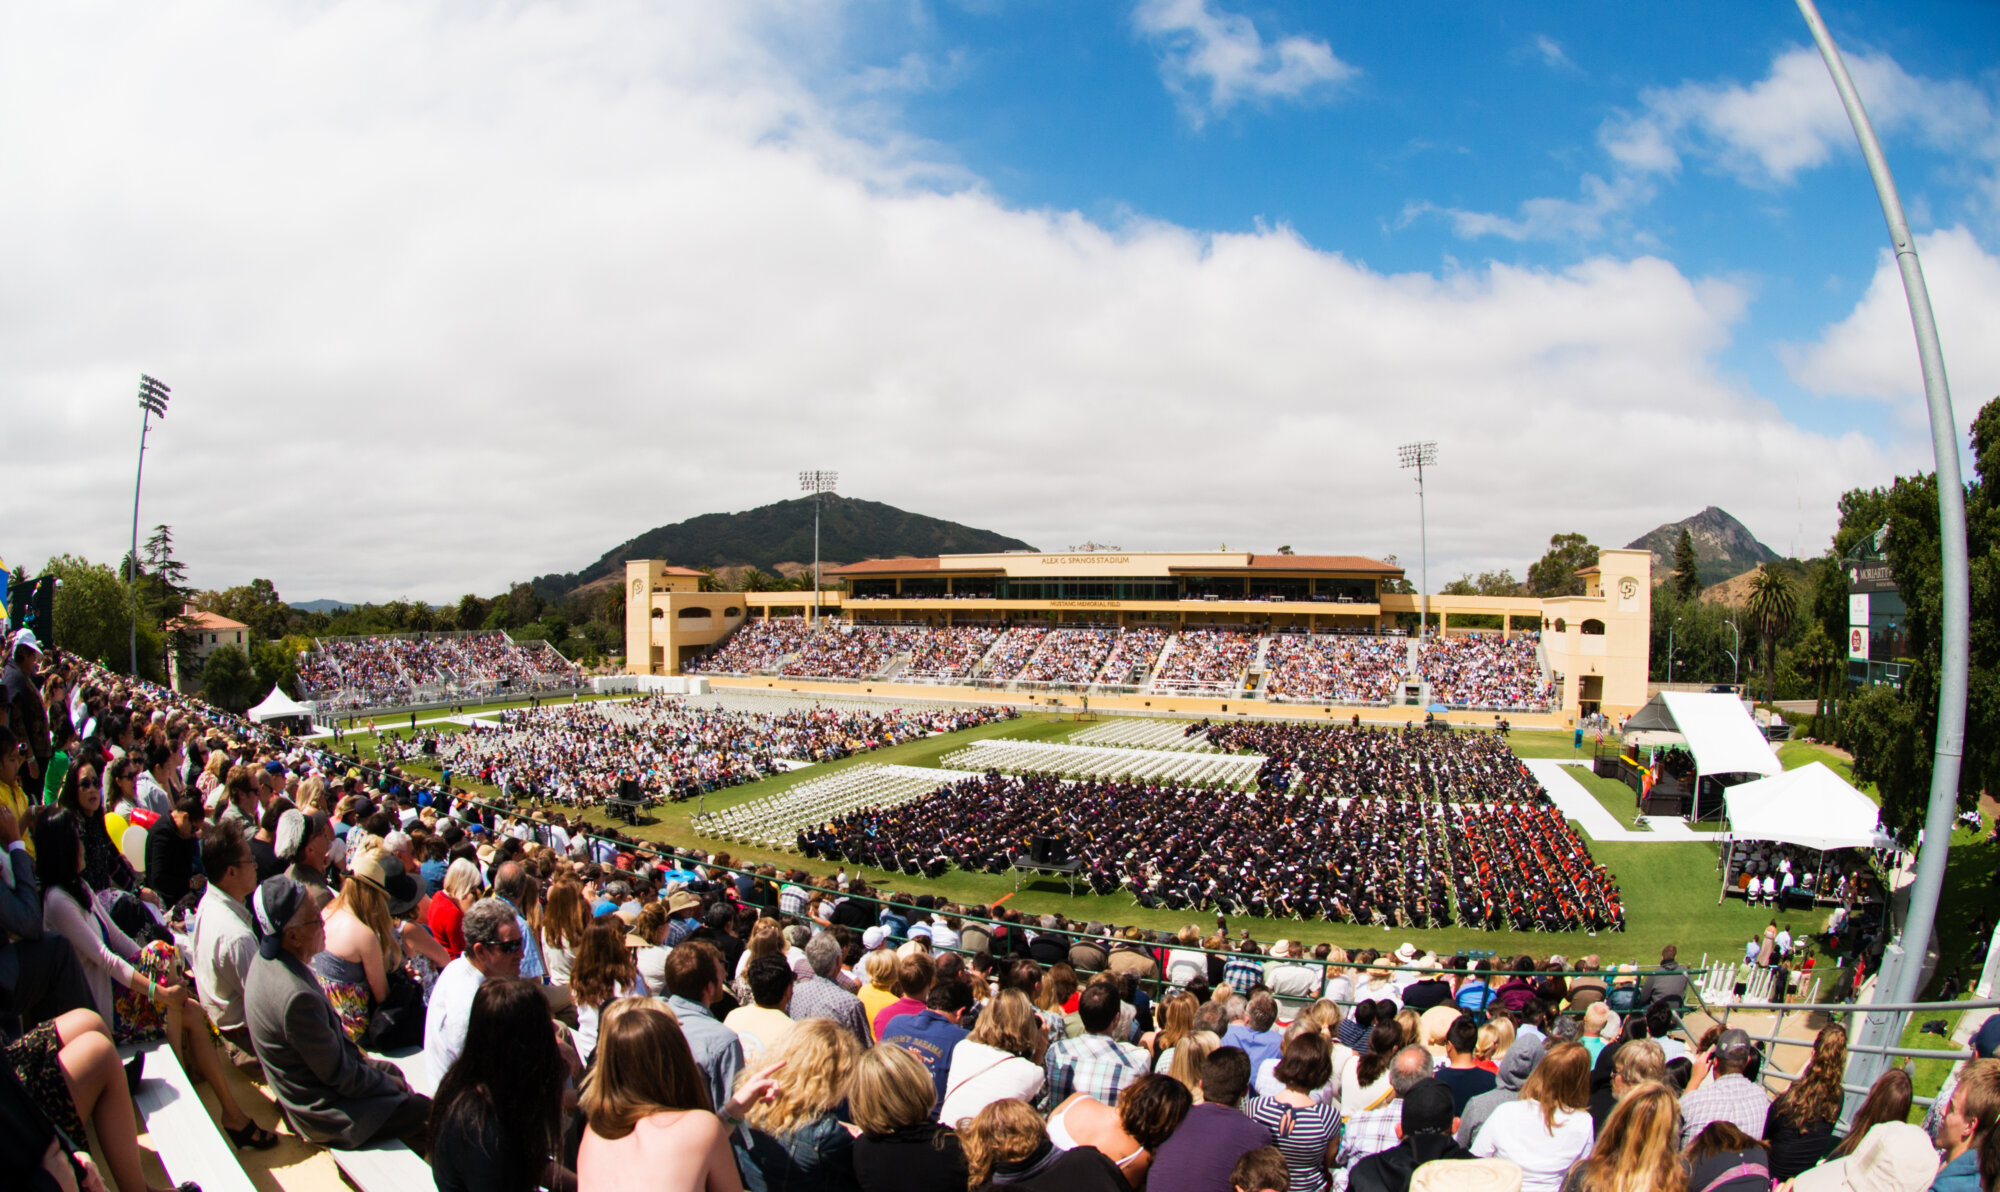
[1792,1122,1939,1192]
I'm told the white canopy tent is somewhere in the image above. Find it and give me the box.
[247,686,316,724]
[1622,691,1781,820]
[1716,762,1891,904]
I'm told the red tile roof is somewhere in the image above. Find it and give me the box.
[825,557,948,575]
[1189,555,1403,574]
[173,610,249,631]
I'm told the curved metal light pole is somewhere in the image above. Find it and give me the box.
[1794,0,1970,1009]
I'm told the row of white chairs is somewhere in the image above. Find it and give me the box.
[691,764,978,850]
[1067,719,1218,752]
[938,739,1264,790]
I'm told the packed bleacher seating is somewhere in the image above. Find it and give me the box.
[1419,632,1555,710]
[976,626,1047,679]
[1262,632,1407,704]
[299,630,583,710]
[1097,626,1169,686]
[902,625,1002,678]
[1150,627,1258,693]
[779,625,922,679]
[9,629,1879,1192]
[1014,627,1117,686]
[687,616,814,674]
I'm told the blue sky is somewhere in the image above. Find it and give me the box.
[818,0,1999,451]
[3,1,1999,599]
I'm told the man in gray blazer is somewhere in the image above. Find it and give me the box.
[0,795,91,1025]
[244,875,430,1147]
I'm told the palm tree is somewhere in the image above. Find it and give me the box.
[1746,567,1799,706]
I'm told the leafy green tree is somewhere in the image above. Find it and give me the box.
[503,583,544,628]
[1672,527,1702,600]
[456,593,490,629]
[201,579,290,642]
[1843,397,2000,836]
[42,554,163,677]
[1746,566,1798,705]
[250,639,299,699]
[1527,533,1599,597]
[201,645,261,712]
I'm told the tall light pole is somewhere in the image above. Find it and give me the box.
[799,470,837,625]
[1397,442,1437,639]
[130,375,171,676]
[1795,0,1969,1011]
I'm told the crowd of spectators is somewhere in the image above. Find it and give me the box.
[299,633,584,710]
[905,628,1003,679]
[1418,634,1554,711]
[1151,630,1258,693]
[1098,629,1170,687]
[1263,634,1408,705]
[379,696,1016,805]
[978,628,1048,681]
[1016,629,1119,687]
[9,621,1973,1192]
[687,618,816,675]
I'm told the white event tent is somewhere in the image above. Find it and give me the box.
[1621,692,1781,818]
[1716,761,1891,903]
[247,686,316,724]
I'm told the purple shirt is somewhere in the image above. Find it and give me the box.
[1148,1102,1275,1192]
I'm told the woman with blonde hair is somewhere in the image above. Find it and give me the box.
[578,999,779,1192]
[1563,1081,1685,1192]
[1476,1019,1515,1073]
[1038,962,1080,1018]
[733,917,787,1003]
[313,849,419,1047]
[1763,1023,1847,1180]
[940,989,1047,1128]
[1471,1040,1596,1192]
[1165,1030,1221,1099]
[572,922,647,1063]
[959,1098,1127,1190]
[858,948,899,1038]
[1395,1006,1422,1049]
[428,857,482,960]
[295,774,327,813]
[737,1017,863,1185]
[539,880,589,985]
[850,1043,967,1192]
[1147,988,1197,1070]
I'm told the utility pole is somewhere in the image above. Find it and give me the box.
[799,471,837,625]
[130,376,171,676]
[1795,0,1969,1012]
[1398,442,1437,639]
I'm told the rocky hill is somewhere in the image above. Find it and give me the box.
[1626,506,1782,586]
[530,495,1035,598]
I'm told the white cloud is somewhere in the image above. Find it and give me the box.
[1132,0,1356,127]
[1531,35,1574,72]
[1405,174,1654,243]
[1602,45,2000,191]
[1784,226,2000,438]
[0,1,1912,602]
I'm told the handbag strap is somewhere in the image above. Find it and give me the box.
[1695,1160,1770,1192]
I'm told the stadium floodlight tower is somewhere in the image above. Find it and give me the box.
[799,470,837,624]
[129,375,171,675]
[1397,441,1437,640]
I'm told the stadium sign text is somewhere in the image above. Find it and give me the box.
[1041,555,1130,566]
[1051,600,1123,608]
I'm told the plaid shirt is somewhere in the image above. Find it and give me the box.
[1043,1033,1150,1108]
[1679,1074,1771,1146]
[1333,1099,1404,1192]
[1224,956,1267,994]
[787,975,871,1046]
[779,884,809,917]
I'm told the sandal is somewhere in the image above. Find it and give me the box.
[225,1121,281,1151]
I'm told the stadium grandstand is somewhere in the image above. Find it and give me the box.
[297,629,584,711]
[632,549,1656,719]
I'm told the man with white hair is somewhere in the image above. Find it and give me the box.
[421,897,524,1094]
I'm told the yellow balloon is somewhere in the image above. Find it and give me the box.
[105,813,131,846]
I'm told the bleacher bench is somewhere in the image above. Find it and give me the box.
[327,1046,437,1192]
[119,1039,258,1192]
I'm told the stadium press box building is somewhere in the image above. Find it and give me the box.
[625,549,1652,723]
